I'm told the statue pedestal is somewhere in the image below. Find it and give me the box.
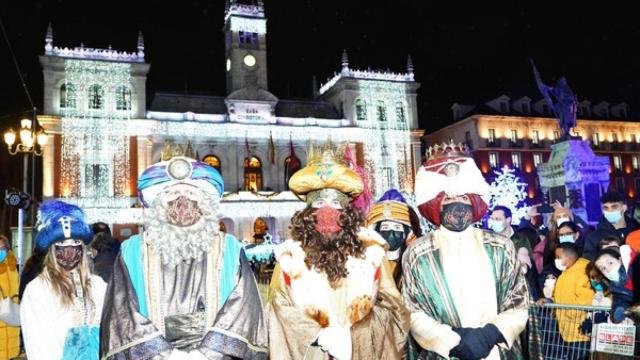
[537,140,610,224]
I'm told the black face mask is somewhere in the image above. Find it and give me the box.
[440,202,474,232]
[54,244,83,271]
[379,230,406,251]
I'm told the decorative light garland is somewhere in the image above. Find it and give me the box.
[60,59,132,208]
[355,80,413,197]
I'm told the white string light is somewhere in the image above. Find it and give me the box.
[60,59,132,206]
[355,80,413,197]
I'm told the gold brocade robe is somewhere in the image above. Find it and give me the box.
[266,257,410,360]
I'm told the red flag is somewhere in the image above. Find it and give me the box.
[343,144,372,213]
[245,135,251,157]
[269,131,275,165]
[288,138,300,171]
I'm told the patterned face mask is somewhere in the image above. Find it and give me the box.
[166,196,202,227]
[440,202,474,232]
[314,206,343,235]
[54,244,83,271]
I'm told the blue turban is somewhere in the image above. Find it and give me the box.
[137,156,224,207]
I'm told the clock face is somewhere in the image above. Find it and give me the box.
[167,158,192,180]
[226,58,231,72]
[243,54,256,67]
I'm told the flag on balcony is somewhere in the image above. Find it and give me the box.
[269,131,275,165]
[287,137,300,172]
[343,144,372,213]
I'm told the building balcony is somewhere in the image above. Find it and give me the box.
[485,139,502,148]
[509,139,524,148]
[612,143,626,151]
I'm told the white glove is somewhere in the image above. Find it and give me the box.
[317,326,352,360]
[168,349,190,360]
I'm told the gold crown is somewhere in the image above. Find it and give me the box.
[306,137,345,165]
[426,141,470,161]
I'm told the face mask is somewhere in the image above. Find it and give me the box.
[380,230,405,251]
[488,219,505,233]
[54,244,83,271]
[556,217,570,226]
[604,210,623,224]
[544,278,556,289]
[555,258,567,271]
[590,280,604,292]
[0,250,7,263]
[440,202,474,232]
[166,196,202,227]
[605,269,620,283]
[314,206,342,235]
[559,235,575,244]
[603,262,623,282]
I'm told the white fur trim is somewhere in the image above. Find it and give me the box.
[415,157,490,205]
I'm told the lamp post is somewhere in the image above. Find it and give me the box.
[3,116,47,269]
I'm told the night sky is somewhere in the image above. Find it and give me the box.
[2,1,640,132]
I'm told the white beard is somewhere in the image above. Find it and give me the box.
[143,191,221,266]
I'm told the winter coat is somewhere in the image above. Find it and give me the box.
[583,216,640,260]
[0,252,20,360]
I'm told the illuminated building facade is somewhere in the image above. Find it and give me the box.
[426,95,639,203]
[37,1,422,243]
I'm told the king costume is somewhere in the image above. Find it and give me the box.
[100,157,267,359]
[21,201,107,360]
[266,144,410,360]
[402,143,530,360]
[367,189,423,289]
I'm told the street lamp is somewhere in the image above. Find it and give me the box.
[3,117,47,269]
[4,118,47,155]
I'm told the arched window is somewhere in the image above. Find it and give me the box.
[284,155,301,190]
[395,102,405,124]
[116,85,132,110]
[243,156,263,191]
[376,100,386,122]
[88,84,104,110]
[355,99,367,121]
[60,83,76,109]
[202,154,222,174]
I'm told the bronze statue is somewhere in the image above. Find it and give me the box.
[531,59,578,139]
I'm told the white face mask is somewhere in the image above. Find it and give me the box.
[606,269,620,283]
[555,258,567,271]
[544,277,556,289]
[604,263,622,282]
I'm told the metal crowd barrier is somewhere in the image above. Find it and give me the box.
[529,303,638,359]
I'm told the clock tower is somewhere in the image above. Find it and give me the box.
[224,0,268,94]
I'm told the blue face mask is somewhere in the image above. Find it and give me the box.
[0,249,8,263]
[559,235,575,244]
[488,219,506,233]
[604,210,623,224]
[590,280,604,292]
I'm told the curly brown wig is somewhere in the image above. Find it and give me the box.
[290,204,366,288]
